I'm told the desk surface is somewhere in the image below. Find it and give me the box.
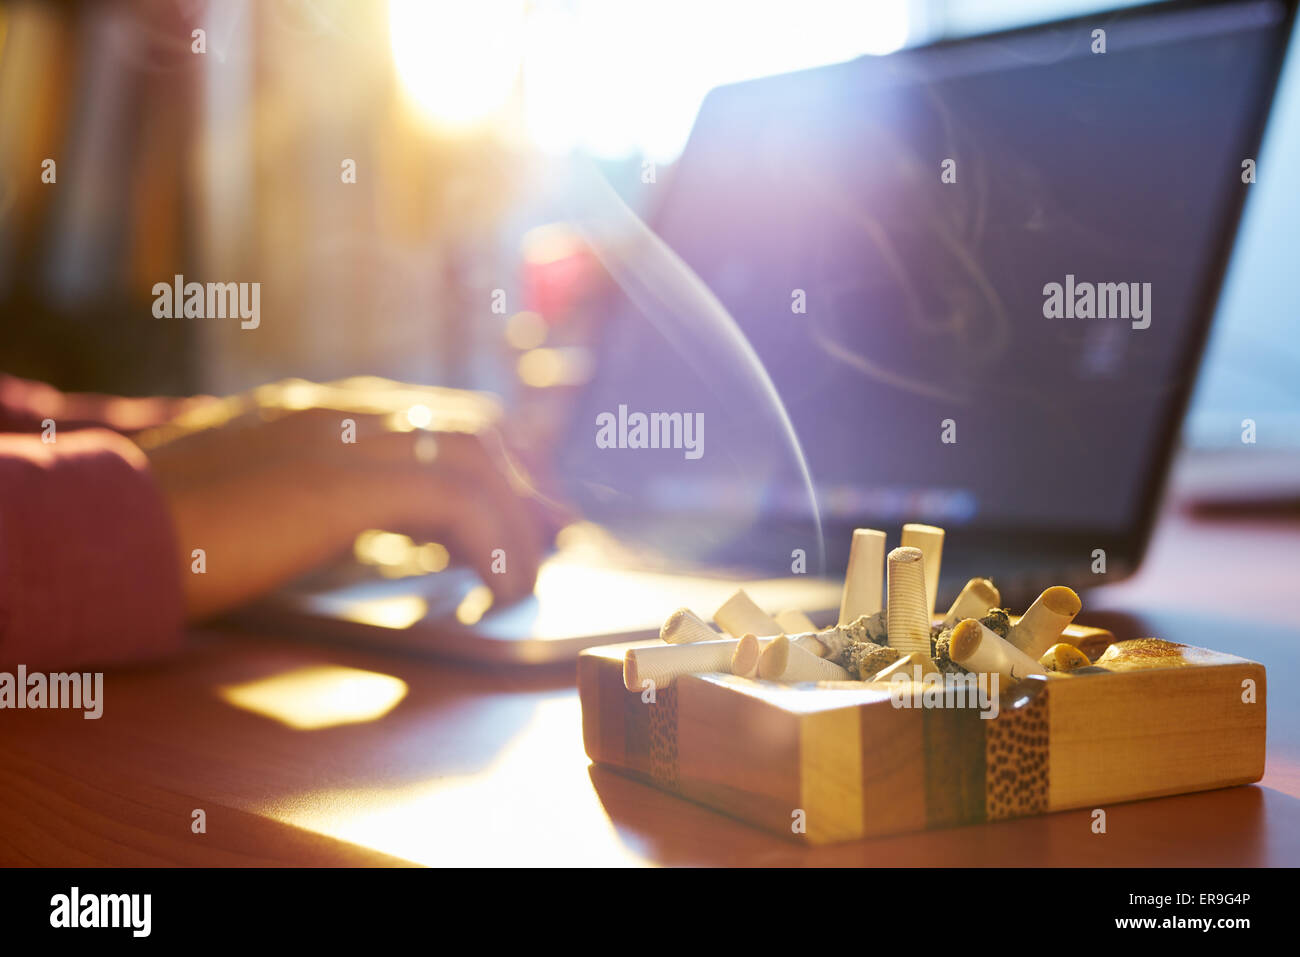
[4,503,1299,866]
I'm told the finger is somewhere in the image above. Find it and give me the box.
[337,463,538,603]
[377,469,541,605]
[143,402,473,485]
[345,430,547,576]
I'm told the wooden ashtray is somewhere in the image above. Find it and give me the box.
[578,621,1266,843]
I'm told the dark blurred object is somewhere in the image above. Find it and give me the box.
[0,0,201,394]
[0,0,523,398]
[1171,447,1300,514]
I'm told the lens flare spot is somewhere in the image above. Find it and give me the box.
[505,311,547,350]
[456,585,495,625]
[389,0,525,129]
[406,403,434,429]
[354,530,413,566]
[416,542,450,573]
[517,347,592,387]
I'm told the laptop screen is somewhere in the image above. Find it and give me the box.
[559,0,1293,571]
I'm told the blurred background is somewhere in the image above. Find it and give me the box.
[0,0,1294,459]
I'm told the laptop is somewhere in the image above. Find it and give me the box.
[247,0,1296,662]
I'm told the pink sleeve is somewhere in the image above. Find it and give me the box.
[0,429,186,670]
[0,373,211,434]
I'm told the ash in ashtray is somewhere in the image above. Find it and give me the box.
[843,609,889,647]
[979,608,1012,640]
[848,640,901,680]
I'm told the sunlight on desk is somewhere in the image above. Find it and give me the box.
[253,695,646,866]
[218,666,409,731]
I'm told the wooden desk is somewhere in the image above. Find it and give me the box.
[3,504,1299,866]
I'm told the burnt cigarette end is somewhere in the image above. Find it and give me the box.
[949,618,984,663]
[850,642,901,680]
[980,608,1012,639]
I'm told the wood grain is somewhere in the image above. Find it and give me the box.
[1047,656,1265,808]
[800,707,863,843]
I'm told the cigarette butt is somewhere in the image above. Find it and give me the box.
[941,577,1001,629]
[624,639,738,691]
[731,633,762,677]
[789,634,831,661]
[774,609,817,635]
[762,637,851,682]
[949,618,1046,682]
[869,651,940,683]
[733,632,825,676]
[1038,642,1090,673]
[757,634,790,679]
[714,590,782,639]
[886,546,931,655]
[660,608,721,644]
[900,524,945,621]
[790,633,828,657]
[839,528,886,624]
[1009,586,1082,658]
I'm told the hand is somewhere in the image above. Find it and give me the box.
[136,377,546,621]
